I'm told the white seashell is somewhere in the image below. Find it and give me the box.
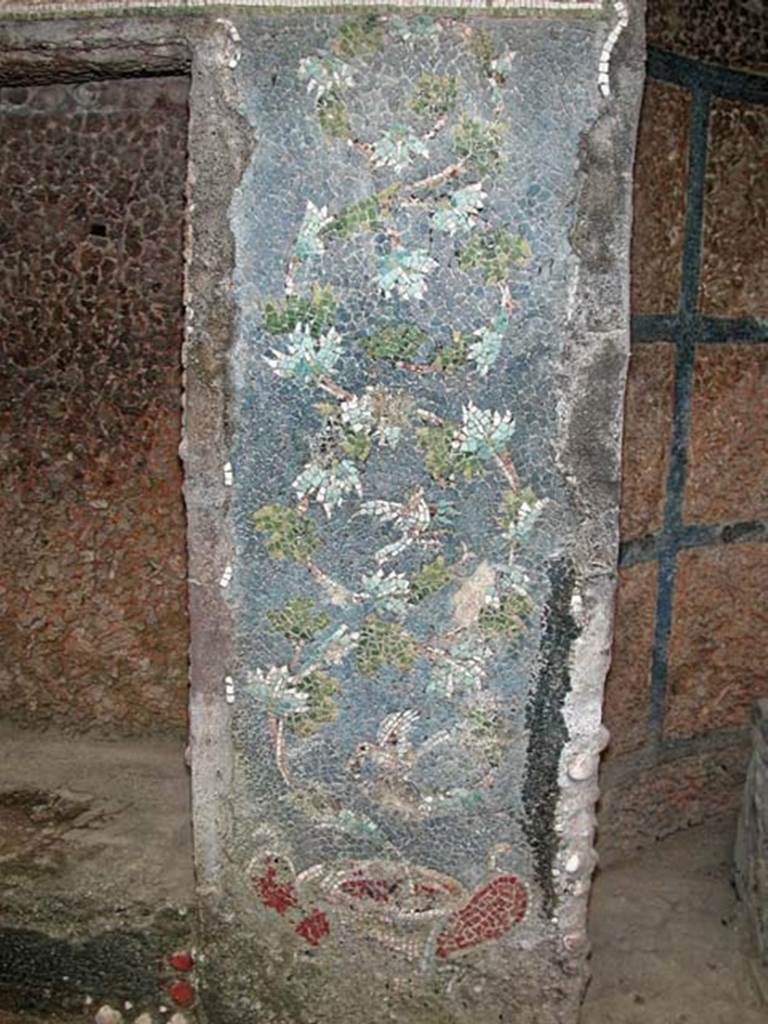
[95,1007,123,1024]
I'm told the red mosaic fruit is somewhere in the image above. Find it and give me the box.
[168,950,194,972]
[168,979,196,1008]
[254,857,299,915]
[294,908,330,946]
[435,874,527,959]
[339,877,394,903]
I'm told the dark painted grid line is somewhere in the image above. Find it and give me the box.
[632,314,767,344]
[620,520,768,568]
[680,88,710,316]
[646,80,712,736]
[647,48,768,106]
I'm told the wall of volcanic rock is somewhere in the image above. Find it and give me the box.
[599,0,768,862]
[0,76,190,735]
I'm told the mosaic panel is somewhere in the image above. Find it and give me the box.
[684,344,768,525]
[619,342,676,538]
[0,0,604,14]
[0,77,189,734]
[216,10,636,1017]
[630,79,690,315]
[699,96,768,318]
[665,544,768,739]
[602,562,655,758]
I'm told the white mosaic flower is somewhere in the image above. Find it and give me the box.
[294,200,333,260]
[339,392,375,434]
[468,327,503,377]
[427,639,489,698]
[388,15,441,42]
[432,183,486,236]
[371,125,429,175]
[454,401,515,460]
[264,324,342,383]
[377,423,403,447]
[468,310,508,376]
[340,388,406,449]
[298,54,355,100]
[293,458,363,516]
[318,624,359,666]
[503,486,548,547]
[245,665,310,718]
[360,569,411,617]
[378,249,438,302]
[490,51,516,83]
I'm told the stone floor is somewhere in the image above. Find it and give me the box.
[582,814,767,1024]
[0,724,195,1022]
[0,723,194,917]
[1,730,765,1023]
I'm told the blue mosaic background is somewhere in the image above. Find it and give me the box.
[227,13,603,923]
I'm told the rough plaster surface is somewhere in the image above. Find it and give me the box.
[0,6,643,1023]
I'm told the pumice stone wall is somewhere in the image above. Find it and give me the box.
[0,3,644,1023]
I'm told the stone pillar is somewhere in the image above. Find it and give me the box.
[212,7,643,1023]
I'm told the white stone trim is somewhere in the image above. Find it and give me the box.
[598,0,629,97]
[1,0,605,17]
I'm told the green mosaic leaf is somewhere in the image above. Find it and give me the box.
[433,331,470,373]
[409,555,454,603]
[337,15,384,57]
[361,323,428,363]
[458,227,531,285]
[286,671,341,737]
[432,183,486,237]
[478,591,534,638]
[323,194,384,240]
[468,27,496,78]
[263,285,337,337]
[318,91,351,139]
[361,569,410,616]
[468,311,508,376]
[466,705,507,740]
[341,428,372,463]
[499,486,536,525]
[410,73,458,118]
[293,457,362,516]
[356,615,418,677]
[252,504,320,563]
[453,116,506,176]
[267,596,331,643]
[498,486,547,547]
[416,425,482,485]
[298,54,355,99]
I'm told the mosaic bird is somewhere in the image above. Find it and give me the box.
[347,708,424,775]
[355,486,433,564]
